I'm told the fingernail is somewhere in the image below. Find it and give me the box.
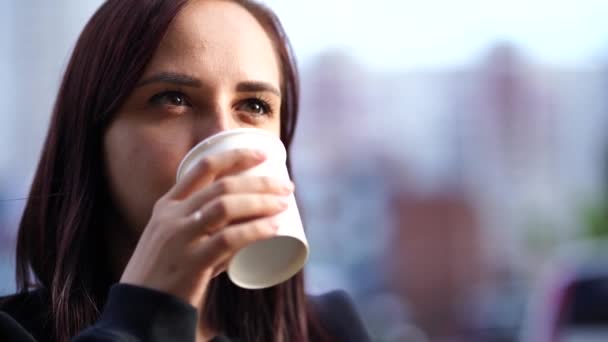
[277,197,289,209]
[252,150,266,160]
[270,220,281,232]
[281,182,295,194]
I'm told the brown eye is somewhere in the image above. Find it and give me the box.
[149,91,191,107]
[236,98,272,116]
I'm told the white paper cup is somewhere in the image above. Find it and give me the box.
[176,128,309,289]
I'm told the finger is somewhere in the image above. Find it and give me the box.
[178,175,294,215]
[167,148,266,200]
[181,194,289,237]
[212,261,228,278]
[194,217,279,269]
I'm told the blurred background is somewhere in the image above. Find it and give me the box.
[3,1,608,341]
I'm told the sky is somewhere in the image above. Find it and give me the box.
[265,0,608,70]
[2,0,608,176]
[13,0,608,70]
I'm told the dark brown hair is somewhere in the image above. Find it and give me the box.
[15,1,326,341]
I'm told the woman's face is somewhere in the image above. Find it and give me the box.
[103,0,282,233]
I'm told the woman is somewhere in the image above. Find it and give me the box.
[0,0,371,341]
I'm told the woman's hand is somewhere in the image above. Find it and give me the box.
[119,148,293,308]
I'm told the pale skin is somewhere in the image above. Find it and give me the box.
[102,1,290,340]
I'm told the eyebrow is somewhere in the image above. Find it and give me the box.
[136,72,281,97]
[136,72,202,88]
[236,81,281,97]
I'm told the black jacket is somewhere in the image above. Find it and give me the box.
[0,284,371,341]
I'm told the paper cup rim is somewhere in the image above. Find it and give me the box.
[227,235,309,289]
[176,128,284,181]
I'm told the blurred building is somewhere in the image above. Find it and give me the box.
[385,188,483,340]
[3,2,608,341]
[293,42,608,341]
[0,0,104,295]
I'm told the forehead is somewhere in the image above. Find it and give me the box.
[146,0,280,85]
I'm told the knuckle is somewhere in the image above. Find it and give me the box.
[153,197,167,210]
[237,149,257,162]
[198,158,213,172]
[157,227,174,243]
[215,178,233,194]
[263,195,277,208]
[148,216,177,242]
[249,221,263,233]
[236,148,251,157]
[215,231,234,249]
[260,176,274,189]
[211,198,230,218]
[155,211,173,228]
[253,219,271,232]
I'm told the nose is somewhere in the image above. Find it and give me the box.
[192,103,238,143]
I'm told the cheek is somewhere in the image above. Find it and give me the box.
[262,113,281,137]
[103,118,190,230]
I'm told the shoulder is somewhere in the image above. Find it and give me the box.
[0,311,36,341]
[0,288,49,320]
[0,289,52,341]
[307,290,371,342]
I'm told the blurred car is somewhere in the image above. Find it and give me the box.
[521,241,608,342]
